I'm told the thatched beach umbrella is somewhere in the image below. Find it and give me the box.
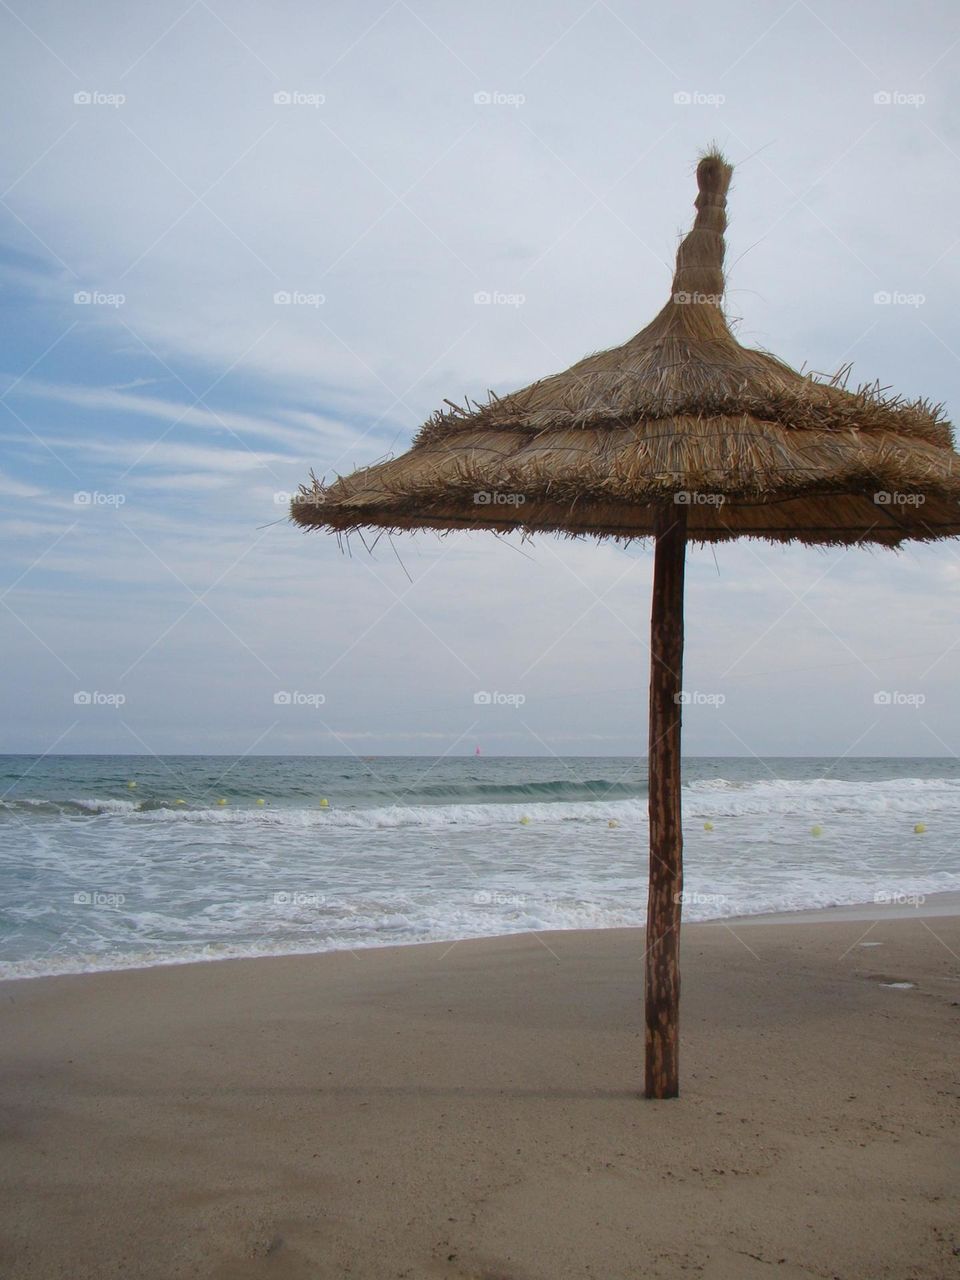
[293,151,960,1098]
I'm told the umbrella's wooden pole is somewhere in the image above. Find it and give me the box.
[644,502,687,1099]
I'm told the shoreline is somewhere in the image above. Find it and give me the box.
[727,885,960,924]
[3,886,958,987]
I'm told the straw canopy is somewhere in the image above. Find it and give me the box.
[293,151,960,546]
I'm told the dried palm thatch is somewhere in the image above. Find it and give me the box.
[293,152,960,546]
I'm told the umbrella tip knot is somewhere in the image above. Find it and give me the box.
[696,150,733,202]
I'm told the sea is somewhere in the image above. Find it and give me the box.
[1,755,957,980]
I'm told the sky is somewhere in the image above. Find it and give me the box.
[1,0,959,758]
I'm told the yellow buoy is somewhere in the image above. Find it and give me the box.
[704,821,714,831]
[175,798,186,806]
[127,781,137,789]
[811,824,823,837]
[319,798,329,808]
[256,798,266,806]
[217,797,228,806]
[914,822,926,834]
[519,815,530,825]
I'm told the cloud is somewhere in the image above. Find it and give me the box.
[23,431,293,475]
[0,518,66,536]
[128,472,238,492]
[13,379,327,452]
[0,469,45,498]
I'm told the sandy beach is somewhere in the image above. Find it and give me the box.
[1,902,957,1280]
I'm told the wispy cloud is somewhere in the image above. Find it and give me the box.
[11,379,328,451]
[0,468,45,498]
[29,432,293,475]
